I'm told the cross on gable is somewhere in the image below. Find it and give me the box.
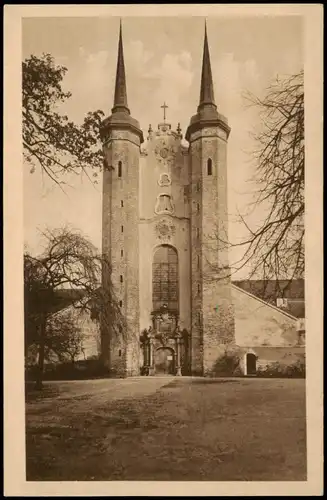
[161,102,168,122]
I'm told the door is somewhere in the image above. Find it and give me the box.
[155,348,174,375]
[246,353,257,375]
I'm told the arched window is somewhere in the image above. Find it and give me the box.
[207,158,212,176]
[118,161,122,178]
[152,245,178,312]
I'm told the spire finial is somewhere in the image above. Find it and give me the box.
[112,20,130,115]
[198,20,216,112]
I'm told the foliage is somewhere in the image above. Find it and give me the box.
[45,309,85,364]
[212,348,242,377]
[257,358,306,378]
[23,54,104,185]
[24,226,124,388]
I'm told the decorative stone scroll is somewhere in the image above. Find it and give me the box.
[158,173,171,187]
[155,217,176,243]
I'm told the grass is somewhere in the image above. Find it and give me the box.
[25,377,306,481]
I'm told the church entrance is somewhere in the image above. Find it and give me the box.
[154,347,175,375]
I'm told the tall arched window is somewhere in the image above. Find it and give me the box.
[152,245,178,312]
[118,161,122,178]
[207,158,212,176]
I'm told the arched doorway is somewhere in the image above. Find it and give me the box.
[155,347,175,375]
[246,353,257,375]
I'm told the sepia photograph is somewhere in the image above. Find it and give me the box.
[4,4,323,496]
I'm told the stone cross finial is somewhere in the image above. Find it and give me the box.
[161,102,168,122]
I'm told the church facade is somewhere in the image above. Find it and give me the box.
[99,22,305,378]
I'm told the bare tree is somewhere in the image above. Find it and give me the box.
[208,71,304,298]
[46,309,85,365]
[24,226,124,389]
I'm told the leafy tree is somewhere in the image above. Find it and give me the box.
[46,309,85,364]
[23,54,104,185]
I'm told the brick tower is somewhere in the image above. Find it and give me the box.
[100,22,143,376]
[186,22,235,375]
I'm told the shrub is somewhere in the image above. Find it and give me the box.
[212,349,241,377]
[257,358,305,378]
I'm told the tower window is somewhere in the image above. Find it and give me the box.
[121,249,124,257]
[118,349,122,357]
[121,225,124,233]
[197,312,201,325]
[196,228,200,239]
[197,283,200,295]
[197,203,200,214]
[121,200,124,207]
[196,181,200,192]
[119,300,122,307]
[120,275,123,283]
[197,255,200,270]
[118,161,122,178]
[207,158,212,176]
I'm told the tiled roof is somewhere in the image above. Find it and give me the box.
[232,279,304,301]
[232,279,305,318]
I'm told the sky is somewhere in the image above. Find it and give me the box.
[23,16,303,275]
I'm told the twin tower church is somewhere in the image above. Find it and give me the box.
[100,21,235,377]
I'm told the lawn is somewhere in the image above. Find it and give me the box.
[25,377,306,481]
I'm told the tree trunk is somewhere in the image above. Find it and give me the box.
[35,317,46,390]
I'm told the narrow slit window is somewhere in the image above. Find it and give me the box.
[207,158,212,176]
[197,283,200,295]
[118,161,122,178]
[121,249,124,257]
[121,200,124,207]
[196,228,199,239]
[121,225,124,233]
[196,181,200,192]
[119,300,122,307]
[118,349,122,357]
[120,275,123,283]
[197,255,200,270]
[197,203,200,214]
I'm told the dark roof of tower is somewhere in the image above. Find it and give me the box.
[185,21,230,141]
[198,21,216,112]
[100,20,143,142]
[112,20,130,115]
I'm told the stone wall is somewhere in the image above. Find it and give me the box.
[232,285,300,347]
[139,124,191,335]
[188,124,235,376]
[102,128,141,377]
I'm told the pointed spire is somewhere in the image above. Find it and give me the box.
[198,20,216,111]
[112,20,130,115]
